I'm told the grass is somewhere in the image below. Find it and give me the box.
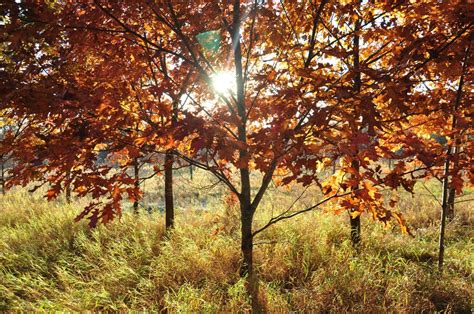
[0,173,473,312]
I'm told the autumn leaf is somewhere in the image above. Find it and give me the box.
[363,181,377,199]
[392,212,413,236]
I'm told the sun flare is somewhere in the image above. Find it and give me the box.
[211,71,236,94]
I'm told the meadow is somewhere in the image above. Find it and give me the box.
[0,170,472,312]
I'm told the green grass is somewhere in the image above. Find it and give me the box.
[0,178,472,312]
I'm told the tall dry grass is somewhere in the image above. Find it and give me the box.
[0,175,472,312]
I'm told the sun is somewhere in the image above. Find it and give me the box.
[211,71,236,94]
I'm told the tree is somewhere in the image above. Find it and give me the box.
[2,0,472,303]
[1,0,192,228]
[375,0,472,271]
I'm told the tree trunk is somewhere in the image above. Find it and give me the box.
[164,150,174,229]
[350,214,361,247]
[438,149,451,272]
[160,49,181,230]
[1,160,5,196]
[240,202,254,277]
[65,168,71,203]
[438,44,469,272]
[237,149,254,279]
[445,45,468,221]
[133,157,139,215]
[446,145,457,221]
[231,1,259,309]
[349,149,361,249]
[349,4,362,248]
[239,177,258,310]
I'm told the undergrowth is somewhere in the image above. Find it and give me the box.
[0,184,472,312]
